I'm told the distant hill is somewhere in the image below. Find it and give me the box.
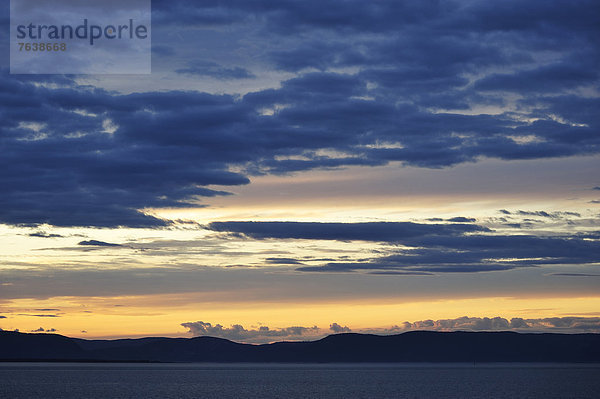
[1,330,599,363]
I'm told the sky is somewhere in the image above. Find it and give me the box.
[0,0,599,344]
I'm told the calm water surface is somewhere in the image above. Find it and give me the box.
[1,363,598,398]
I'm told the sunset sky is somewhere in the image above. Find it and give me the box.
[1,0,599,344]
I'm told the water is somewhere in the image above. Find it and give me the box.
[0,363,598,398]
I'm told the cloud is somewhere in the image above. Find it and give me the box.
[28,231,64,238]
[207,220,600,273]
[515,210,580,218]
[181,321,320,344]
[265,257,304,265]
[473,62,598,93]
[407,316,511,331]
[0,77,249,228]
[153,0,250,26]
[493,210,586,230]
[0,315,6,319]
[0,72,595,227]
[17,314,60,318]
[78,240,123,247]
[184,316,600,343]
[329,323,351,333]
[367,271,434,276]
[176,62,255,80]
[387,316,600,334]
[297,232,600,273]
[152,44,176,57]
[426,217,476,223]
[208,221,487,242]
[446,217,476,223]
[30,327,57,333]
[1,0,599,227]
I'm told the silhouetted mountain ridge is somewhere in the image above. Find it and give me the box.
[1,330,599,363]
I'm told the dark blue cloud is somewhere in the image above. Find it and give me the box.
[208,221,487,242]
[153,0,250,26]
[1,69,598,226]
[473,62,598,93]
[78,240,123,247]
[1,0,599,227]
[152,44,176,57]
[303,233,600,273]
[208,221,600,273]
[446,217,476,223]
[0,76,250,227]
[28,231,64,238]
[296,234,600,274]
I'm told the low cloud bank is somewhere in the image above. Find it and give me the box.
[181,321,320,344]
[385,316,600,334]
[182,316,600,343]
[30,327,57,333]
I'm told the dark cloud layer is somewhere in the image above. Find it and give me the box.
[78,240,123,247]
[209,221,487,241]
[210,221,600,273]
[1,0,599,227]
[0,75,248,227]
[299,233,600,274]
[176,62,255,80]
[28,231,64,238]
